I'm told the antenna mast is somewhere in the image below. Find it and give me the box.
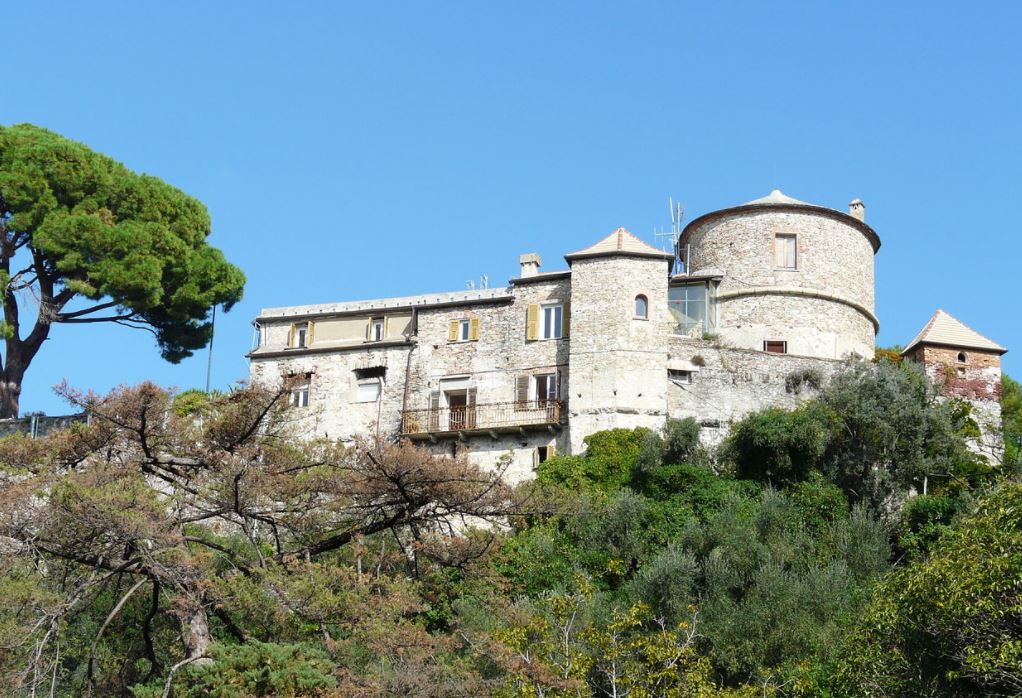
[655,197,685,274]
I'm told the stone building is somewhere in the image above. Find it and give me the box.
[901,309,1007,460]
[247,190,1007,481]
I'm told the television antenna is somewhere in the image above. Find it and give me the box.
[654,197,685,274]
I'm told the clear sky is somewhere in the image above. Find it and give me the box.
[4,1,1021,414]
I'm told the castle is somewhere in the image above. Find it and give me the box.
[248,190,1007,481]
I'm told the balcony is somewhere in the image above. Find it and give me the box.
[400,400,563,440]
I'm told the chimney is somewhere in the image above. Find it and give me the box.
[519,253,541,278]
[848,198,865,222]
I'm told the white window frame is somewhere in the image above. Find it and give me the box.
[533,372,558,404]
[291,384,310,407]
[356,378,382,403]
[459,318,471,342]
[541,304,563,340]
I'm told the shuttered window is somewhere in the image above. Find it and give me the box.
[290,322,311,349]
[526,304,540,340]
[775,234,797,269]
[448,318,480,342]
[516,375,531,406]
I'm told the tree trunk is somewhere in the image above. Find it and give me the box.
[180,603,214,665]
[0,359,25,419]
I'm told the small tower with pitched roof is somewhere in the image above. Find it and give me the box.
[564,228,675,450]
[902,309,1007,460]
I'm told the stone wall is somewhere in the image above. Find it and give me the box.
[666,338,844,445]
[908,345,1004,461]
[568,255,673,451]
[684,209,877,359]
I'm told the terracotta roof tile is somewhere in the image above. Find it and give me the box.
[902,309,1006,355]
[564,227,675,262]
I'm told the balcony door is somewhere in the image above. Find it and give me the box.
[437,380,477,431]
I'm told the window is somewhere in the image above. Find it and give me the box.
[290,383,310,407]
[369,317,385,342]
[534,373,558,404]
[357,379,382,402]
[448,318,480,342]
[668,283,714,334]
[516,372,559,409]
[668,369,693,384]
[957,351,968,363]
[541,304,563,340]
[764,340,788,354]
[775,234,797,269]
[526,303,568,340]
[535,444,555,466]
[634,295,648,319]
[290,322,310,348]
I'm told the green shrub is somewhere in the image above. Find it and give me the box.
[134,641,336,697]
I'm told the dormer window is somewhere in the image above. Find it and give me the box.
[634,295,648,320]
[775,234,797,270]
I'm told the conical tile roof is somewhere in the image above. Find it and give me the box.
[741,189,812,207]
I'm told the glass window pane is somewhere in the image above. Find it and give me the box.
[668,284,708,334]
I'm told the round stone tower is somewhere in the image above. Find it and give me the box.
[677,190,881,360]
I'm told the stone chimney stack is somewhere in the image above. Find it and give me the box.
[848,198,865,222]
[519,253,541,278]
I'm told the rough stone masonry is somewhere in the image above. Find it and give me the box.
[248,190,1007,482]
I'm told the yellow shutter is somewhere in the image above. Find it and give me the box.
[548,442,556,458]
[448,320,459,342]
[562,301,570,338]
[526,304,539,340]
[383,317,390,339]
[469,317,480,341]
[307,321,315,346]
[366,319,372,340]
[288,324,296,348]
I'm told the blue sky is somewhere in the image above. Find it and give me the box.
[4,1,1020,414]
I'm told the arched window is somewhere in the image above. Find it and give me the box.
[634,294,648,319]
[957,351,967,363]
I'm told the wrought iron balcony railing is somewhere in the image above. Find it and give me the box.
[400,400,563,438]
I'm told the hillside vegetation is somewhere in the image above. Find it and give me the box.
[0,360,1019,697]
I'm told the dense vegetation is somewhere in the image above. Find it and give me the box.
[0,360,1019,696]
